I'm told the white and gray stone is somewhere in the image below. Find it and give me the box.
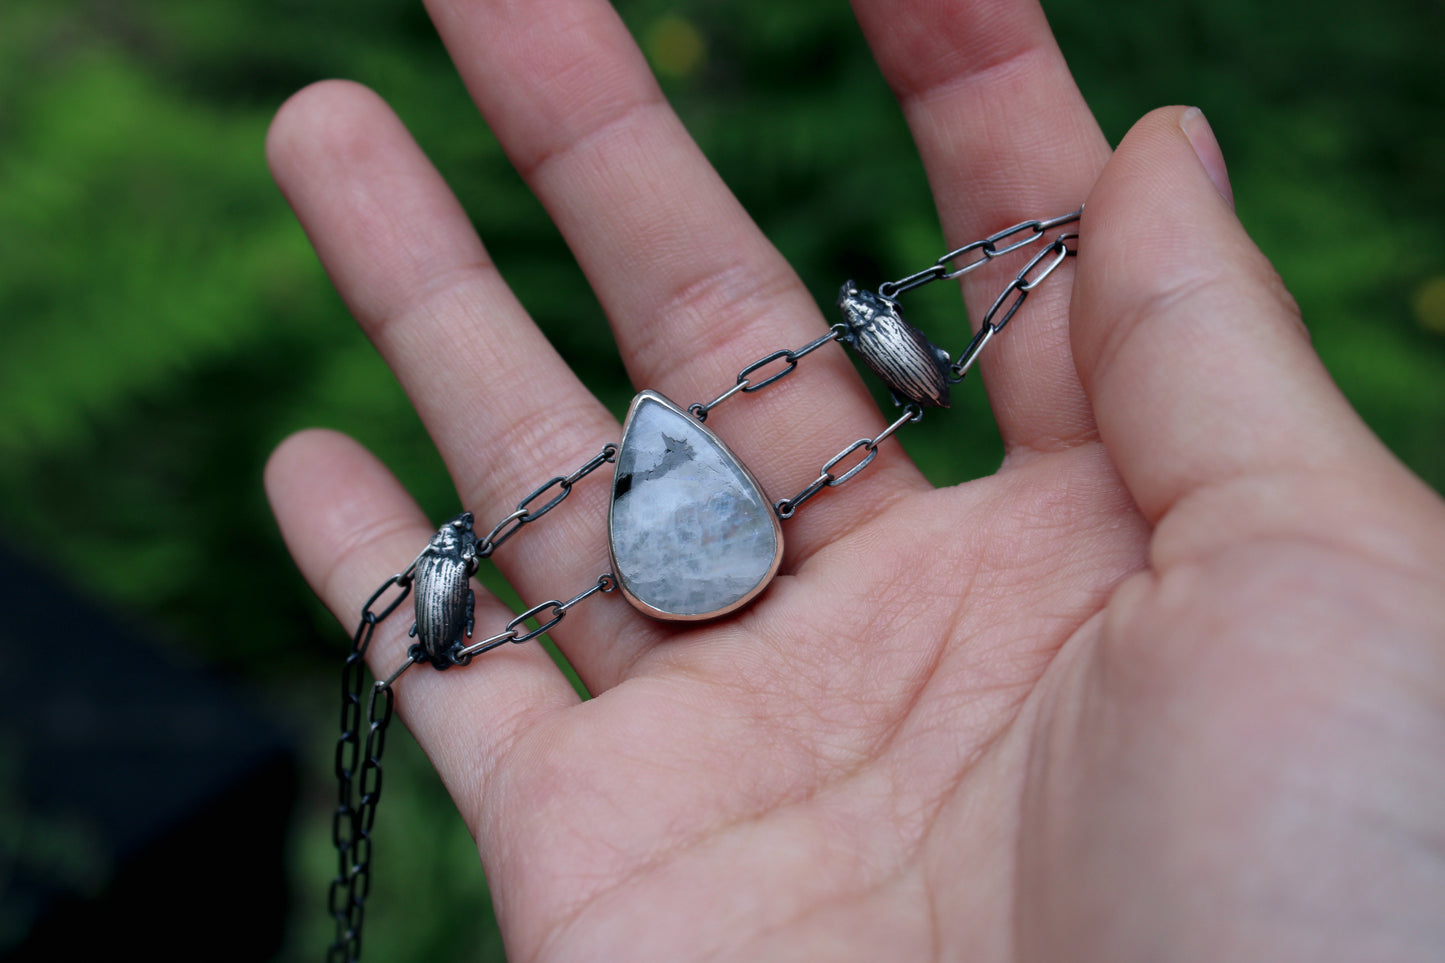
[608,391,782,620]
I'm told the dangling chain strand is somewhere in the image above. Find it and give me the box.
[329,571,414,962]
[328,444,622,961]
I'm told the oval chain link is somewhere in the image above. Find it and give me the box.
[689,327,845,421]
[775,405,923,518]
[328,571,413,963]
[476,443,619,554]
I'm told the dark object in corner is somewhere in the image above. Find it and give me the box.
[0,542,296,961]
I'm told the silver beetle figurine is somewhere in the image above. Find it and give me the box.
[409,512,478,666]
[837,281,953,408]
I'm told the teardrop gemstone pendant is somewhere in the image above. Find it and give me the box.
[608,390,783,621]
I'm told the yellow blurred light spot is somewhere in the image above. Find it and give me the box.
[644,15,706,79]
[1413,275,1445,335]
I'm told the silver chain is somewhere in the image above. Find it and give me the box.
[475,443,619,554]
[950,226,1079,382]
[775,404,923,518]
[326,208,1082,961]
[360,441,627,684]
[878,208,1082,299]
[710,207,1082,520]
[688,326,845,421]
[452,573,617,662]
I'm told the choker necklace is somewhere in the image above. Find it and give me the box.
[323,208,1081,961]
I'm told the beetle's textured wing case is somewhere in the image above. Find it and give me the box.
[837,283,952,408]
[852,321,952,408]
[413,552,473,662]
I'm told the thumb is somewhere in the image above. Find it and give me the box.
[1070,106,1418,562]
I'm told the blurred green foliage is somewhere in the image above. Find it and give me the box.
[0,0,1440,958]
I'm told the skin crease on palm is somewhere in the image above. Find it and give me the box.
[262,1,1445,960]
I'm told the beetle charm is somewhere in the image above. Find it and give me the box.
[409,512,479,667]
[837,281,953,408]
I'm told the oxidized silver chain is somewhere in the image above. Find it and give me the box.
[326,207,1081,961]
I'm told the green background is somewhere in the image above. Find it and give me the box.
[1,0,1441,958]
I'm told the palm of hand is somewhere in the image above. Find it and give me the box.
[488,448,1444,962]
[265,1,1445,960]
[486,445,1138,959]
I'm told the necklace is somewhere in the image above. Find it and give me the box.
[324,209,1081,961]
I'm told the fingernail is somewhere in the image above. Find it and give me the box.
[1181,107,1234,209]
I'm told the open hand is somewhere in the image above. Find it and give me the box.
[265,1,1445,959]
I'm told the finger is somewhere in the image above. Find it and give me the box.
[422,0,925,559]
[265,429,578,828]
[1071,107,1432,566]
[266,81,646,692]
[265,80,613,501]
[852,0,1111,453]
